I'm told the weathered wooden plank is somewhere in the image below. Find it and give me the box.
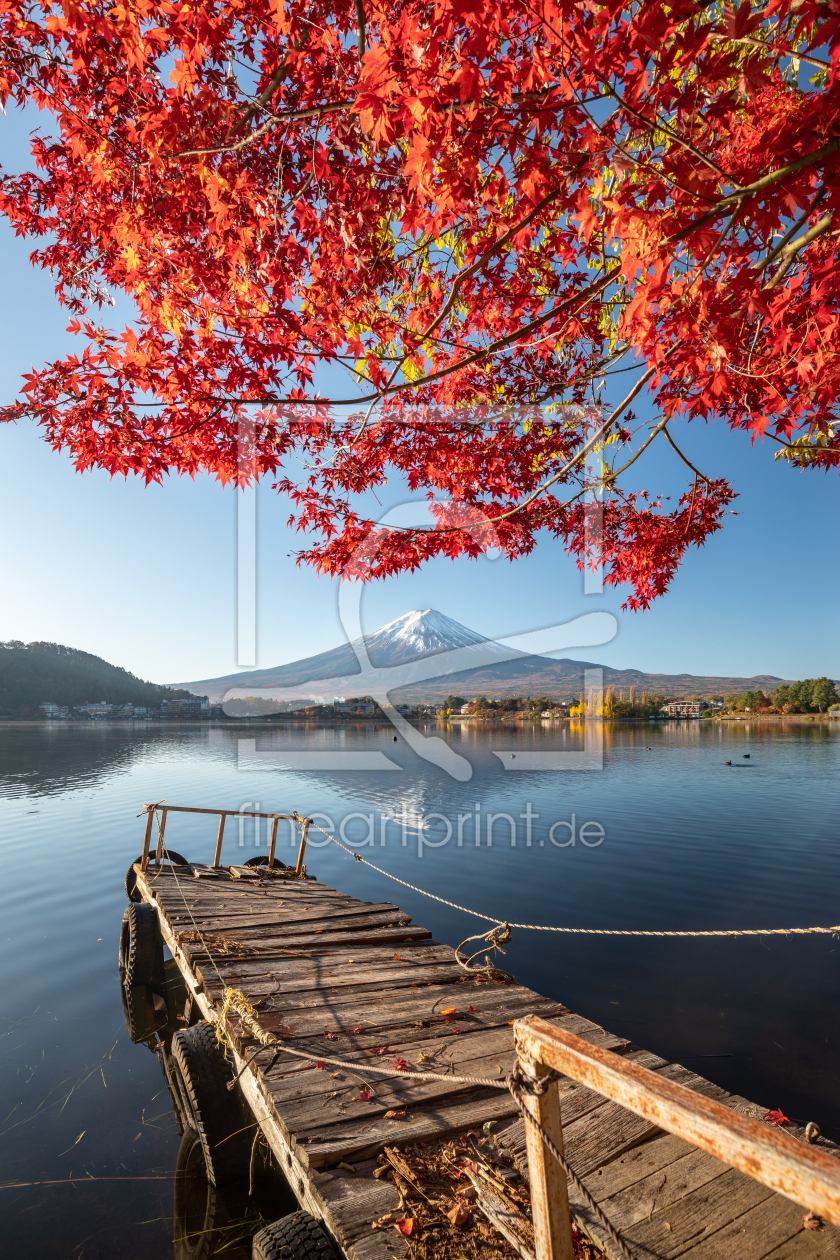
[183,925,434,956]
[160,900,407,924]
[313,1169,401,1244]
[655,1179,811,1260]
[206,980,562,1033]
[207,941,453,973]
[575,1166,771,1259]
[347,1229,408,1260]
[578,1132,700,1200]
[159,896,366,918]
[184,935,440,965]
[218,961,474,998]
[562,1097,662,1178]
[170,910,414,934]
[170,912,413,942]
[595,1144,734,1231]
[762,1224,840,1259]
[292,1087,523,1168]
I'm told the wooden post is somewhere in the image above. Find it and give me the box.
[268,817,280,869]
[140,806,155,874]
[294,817,310,878]
[153,808,169,866]
[213,813,227,868]
[514,1042,575,1260]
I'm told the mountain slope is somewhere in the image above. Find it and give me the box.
[177,609,792,703]
[0,641,182,714]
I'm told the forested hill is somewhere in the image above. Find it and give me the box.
[0,641,177,714]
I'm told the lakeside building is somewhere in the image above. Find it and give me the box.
[662,700,704,718]
[162,696,209,716]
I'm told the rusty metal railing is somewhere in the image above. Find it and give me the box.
[139,803,311,877]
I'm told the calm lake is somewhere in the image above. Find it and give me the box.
[2,718,839,1259]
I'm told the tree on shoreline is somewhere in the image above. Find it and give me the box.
[725,678,839,712]
[2,0,839,605]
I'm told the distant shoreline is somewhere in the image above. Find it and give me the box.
[2,713,836,727]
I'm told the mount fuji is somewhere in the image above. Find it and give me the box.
[176,609,787,703]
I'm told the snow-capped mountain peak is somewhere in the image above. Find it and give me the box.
[360,609,488,663]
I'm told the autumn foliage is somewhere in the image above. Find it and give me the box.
[1,0,839,604]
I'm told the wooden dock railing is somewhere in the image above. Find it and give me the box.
[139,803,310,877]
[513,1014,840,1260]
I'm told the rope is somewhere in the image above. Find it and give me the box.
[455,923,513,978]
[307,820,840,938]
[508,1067,635,1260]
[150,807,228,990]
[220,988,509,1088]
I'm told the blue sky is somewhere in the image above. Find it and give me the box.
[1,111,838,688]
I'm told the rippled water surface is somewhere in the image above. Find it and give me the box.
[2,718,839,1259]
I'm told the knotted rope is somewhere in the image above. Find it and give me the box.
[455,922,513,979]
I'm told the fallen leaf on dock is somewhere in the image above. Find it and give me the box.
[314,1060,327,1069]
[440,1007,457,1016]
[354,1088,373,1102]
[394,1219,415,1236]
[803,1212,823,1231]
[765,1109,790,1125]
[392,1058,409,1071]
[445,1202,469,1226]
[384,1108,407,1120]
[394,953,401,960]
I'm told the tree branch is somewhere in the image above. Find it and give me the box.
[764,212,835,288]
[662,425,713,482]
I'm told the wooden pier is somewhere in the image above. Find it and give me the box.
[128,811,840,1260]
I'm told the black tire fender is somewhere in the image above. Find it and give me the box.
[119,902,164,986]
[126,850,190,902]
[171,1022,249,1186]
[173,1128,227,1260]
[121,981,165,1043]
[253,1212,337,1260]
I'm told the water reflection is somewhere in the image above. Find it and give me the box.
[0,724,212,798]
[120,960,297,1258]
[3,718,840,1260]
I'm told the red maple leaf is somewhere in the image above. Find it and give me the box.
[765,1109,790,1126]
